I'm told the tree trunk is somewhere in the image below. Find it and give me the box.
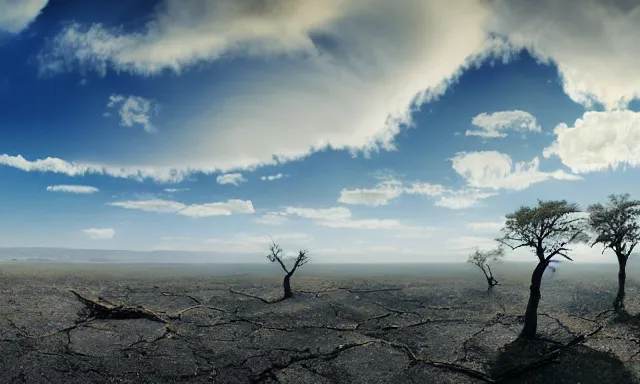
[283,273,293,299]
[520,261,547,339]
[614,257,627,312]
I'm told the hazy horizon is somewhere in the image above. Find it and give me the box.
[0,246,628,265]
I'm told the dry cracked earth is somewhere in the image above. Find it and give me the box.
[1,265,640,384]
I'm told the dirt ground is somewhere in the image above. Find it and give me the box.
[0,264,639,384]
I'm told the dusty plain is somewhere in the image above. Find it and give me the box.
[0,262,639,384]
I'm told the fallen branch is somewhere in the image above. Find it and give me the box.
[415,359,496,383]
[340,287,403,294]
[493,323,605,381]
[69,289,168,324]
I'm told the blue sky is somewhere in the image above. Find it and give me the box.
[1,0,640,263]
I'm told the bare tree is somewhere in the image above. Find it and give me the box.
[267,241,310,299]
[467,246,504,290]
[497,200,587,339]
[588,194,640,312]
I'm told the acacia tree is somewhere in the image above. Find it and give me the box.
[267,241,310,299]
[467,246,504,289]
[588,194,640,312]
[497,200,587,339]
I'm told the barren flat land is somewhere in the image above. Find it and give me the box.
[1,262,639,384]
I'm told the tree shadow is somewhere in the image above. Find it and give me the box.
[614,309,640,327]
[489,338,638,384]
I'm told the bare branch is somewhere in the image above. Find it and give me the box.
[266,238,289,274]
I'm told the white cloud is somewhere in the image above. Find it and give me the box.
[434,189,499,210]
[0,0,47,34]
[106,198,254,217]
[338,179,445,207]
[284,205,430,231]
[164,188,190,193]
[0,154,209,183]
[107,199,187,213]
[451,151,581,191]
[34,0,511,177]
[107,94,158,133]
[337,177,495,210]
[253,212,288,225]
[82,228,115,240]
[466,110,541,138]
[543,110,640,173]
[46,185,99,194]
[216,173,246,186]
[261,173,284,181]
[177,199,255,217]
[403,182,446,196]
[466,220,505,232]
[317,217,405,230]
[338,180,404,207]
[489,0,640,110]
[285,206,351,221]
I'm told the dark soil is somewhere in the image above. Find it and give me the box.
[0,264,639,383]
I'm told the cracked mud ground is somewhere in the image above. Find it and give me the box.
[1,265,639,384]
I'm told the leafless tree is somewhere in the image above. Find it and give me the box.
[467,246,504,290]
[588,194,640,312]
[497,200,587,339]
[267,241,310,299]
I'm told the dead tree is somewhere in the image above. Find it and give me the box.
[497,200,587,340]
[588,194,640,312]
[467,246,504,290]
[267,241,310,299]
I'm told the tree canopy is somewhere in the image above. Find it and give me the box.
[588,194,640,261]
[467,246,504,269]
[497,200,588,262]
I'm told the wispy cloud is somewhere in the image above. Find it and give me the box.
[434,189,499,210]
[46,185,99,194]
[338,178,493,210]
[82,228,115,240]
[283,206,430,231]
[164,188,190,193]
[0,154,212,183]
[106,198,255,218]
[106,94,159,133]
[253,212,288,226]
[338,179,444,207]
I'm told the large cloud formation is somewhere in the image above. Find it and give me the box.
[31,0,503,180]
[4,0,637,182]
